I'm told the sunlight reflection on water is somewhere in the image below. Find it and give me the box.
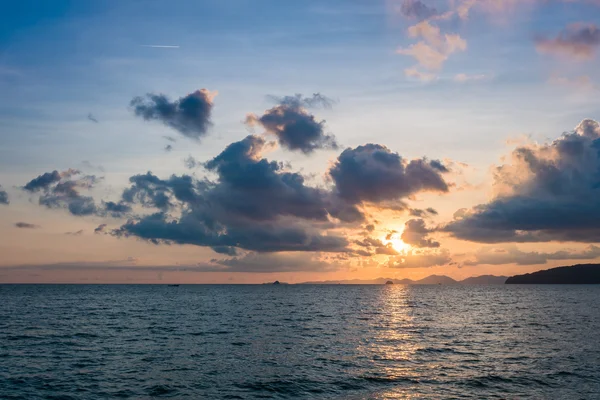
[2,284,600,399]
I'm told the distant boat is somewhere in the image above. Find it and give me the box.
[168,284,180,287]
[385,280,394,285]
[273,281,281,285]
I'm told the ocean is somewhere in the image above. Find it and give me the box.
[1,284,599,399]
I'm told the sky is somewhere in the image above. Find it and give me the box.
[1,0,600,283]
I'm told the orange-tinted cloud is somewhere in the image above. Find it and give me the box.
[397,20,467,78]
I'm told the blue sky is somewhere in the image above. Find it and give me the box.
[1,0,600,283]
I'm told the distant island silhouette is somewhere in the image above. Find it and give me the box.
[278,266,600,285]
[300,275,508,285]
[506,264,600,284]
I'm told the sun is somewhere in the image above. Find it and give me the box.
[387,237,410,252]
[382,228,411,253]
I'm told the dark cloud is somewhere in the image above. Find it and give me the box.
[245,93,338,154]
[211,246,239,256]
[130,89,216,140]
[202,135,363,223]
[444,119,600,243]
[354,236,399,256]
[165,144,173,152]
[113,212,349,253]
[401,218,440,248]
[409,207,438,217]
[113,135,356,253]
[65,230,84,236]
[121,172,203,211]
[400,0,438,20]
[536,23,600,60]
[329,144,450,204]
[463,245,600,266]
[87,113,98,123]
[23,170,129,218]
[0,186,8,205]
[267,93,335,109]
[94,224,108,234]
[24,170,62,192]
[15,222,39,229]
[37,176,99,216]
[101,201,132,217]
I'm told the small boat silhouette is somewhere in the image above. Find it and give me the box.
[168,284,180,287]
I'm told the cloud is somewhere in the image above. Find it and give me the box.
[444,119,600,243]
[112,135,357,253]
[102,201,132,217]
[0,186,8,205]
[164,144,173,152]
[401,218,440,248]
[65,230,84,236]
[94,224,107,234]
[396,0,599,24]
[399,0,438,20]
[203,252,340,273]
[36,175,99,216]
[183,155,199,169]
[463,245,600,266]
[23,170,63,192]
[268,93,335,109]
[329,144,450,205]
[354,237,399,256]
[113,213,349,253]
[409,207,438,217]
[23,170,130,218]
[5,254,341,274]
[245,93,338,154]
[87,113,98,123]
[15,222,39,229]
[454,0,524,19]
[536,23,600,61]
[121,172,201,211]
[210,246,239,256]
[388,249,451,268]
[397,20,467,78]
[130,89,217,140]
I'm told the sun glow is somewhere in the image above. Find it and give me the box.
[382,228,411,253]
[387,238,411,253]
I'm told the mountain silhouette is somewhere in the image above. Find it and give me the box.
[299,274,507,285]
[506,264,600,284]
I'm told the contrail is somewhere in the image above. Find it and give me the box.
[141,45,180,48]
